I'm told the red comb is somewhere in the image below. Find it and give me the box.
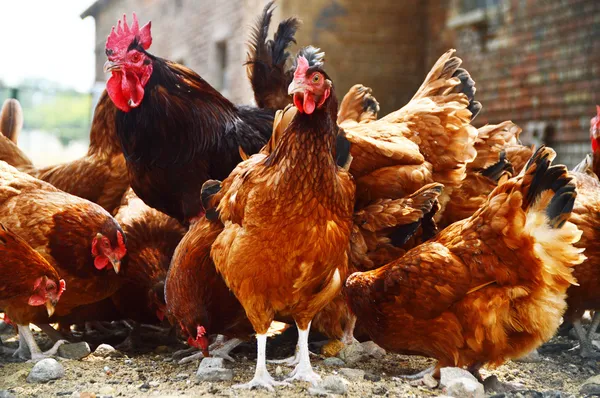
[106,13,152,52]
[116,231,127,258]
[58,279,66,299]
[196,325,206,337]
[294,56,310,80]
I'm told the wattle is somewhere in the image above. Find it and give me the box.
[106,71,146,112]
[94,256,110,270]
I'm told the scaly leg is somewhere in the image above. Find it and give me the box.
[285,321,321,385]
[268,345,301,366]
[37,324,66,343]
[234,333,289,391]
[574,319,600,359]
[13,324,67,361]
[341,314,358,345]
[588,312,600,340]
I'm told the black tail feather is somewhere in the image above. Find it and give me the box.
[452,67,482,120]
[335,130,352,169]
[522,146,575,229]
[246,1,300,110]
[481,151,514,182]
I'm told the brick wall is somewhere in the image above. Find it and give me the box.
[448,0,600,166]
[281,0,431,116]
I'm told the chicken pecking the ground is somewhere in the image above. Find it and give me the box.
[345,146,585,382]
[0,161,127,359]
[102,12,298,224]
[210,50,355,390]
[0,224,66,359]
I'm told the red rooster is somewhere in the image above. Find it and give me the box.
[103,13,297,224]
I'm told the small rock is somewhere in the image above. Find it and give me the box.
[337,343,368,365]
[0,391,16,398]
[275,366,283,376]
[361,341,386,359]
[339,368,365,380]
[94,344,122,358]
[317,376,348,395]
[57,342,91,360]
[173,373,188,381]
[149,381,160,387]
[445,377,485,398]
[139,382,150,390]
[26,358,65,383]
[373,386,388,395]
[56,392,72,397]
[364,372,382,382]
[483,375,519,394]
[103,366,112,375]
[196,357,233,382]
[423,373,439,388]
[98,386,115,395]
[154,345,169,354]
[514,349,542,363]
[440,367,479,388]
[322,357,345,367]
[80,393,96,398]
[124,359,133,365]
[581,374,600,395]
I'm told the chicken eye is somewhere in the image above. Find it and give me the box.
[312,74,321,84]
[130,52,142,63]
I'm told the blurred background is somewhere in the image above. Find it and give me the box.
[1,0,598,167]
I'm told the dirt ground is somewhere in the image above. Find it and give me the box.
[0,324,595,398]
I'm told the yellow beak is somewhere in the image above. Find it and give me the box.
[45,301,55,317]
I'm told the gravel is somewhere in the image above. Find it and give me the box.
[0,331,592,397]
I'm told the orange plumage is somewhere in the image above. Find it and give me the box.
[345,147,585,378]
[0,161,126,323]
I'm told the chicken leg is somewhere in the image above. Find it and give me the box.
[37,324,66,343]
[233,333,289,391]
[12,324,67,361]
[574,319,600,358]
[588,312,600,341]
[284,321,321,385]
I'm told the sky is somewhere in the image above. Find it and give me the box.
[0,0,97,92]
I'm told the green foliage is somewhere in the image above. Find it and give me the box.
[21,90,92,145]
[2,80,92,145]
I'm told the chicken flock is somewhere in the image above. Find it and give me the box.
[1,2,599,391]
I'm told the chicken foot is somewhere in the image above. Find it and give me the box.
[177,335,241,364]
[267,343,318,366]
[12,324,67,361]
[233,333,289,391]
[574,319,600,358]
[284,321,321,385]
[397,365,436,380]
